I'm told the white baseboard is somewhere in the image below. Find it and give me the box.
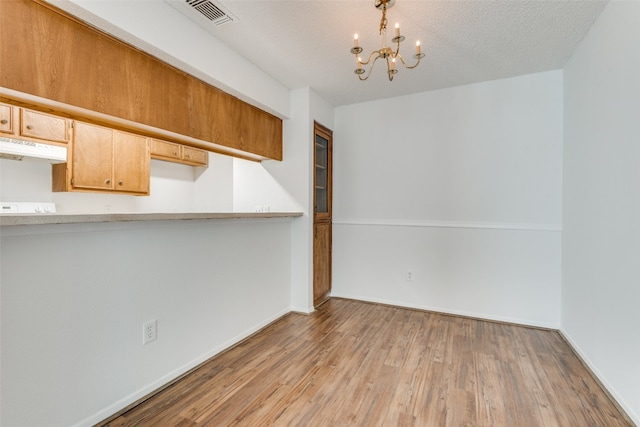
[74,307,291,427]
[559,329,639,426]
[290,305,314,314]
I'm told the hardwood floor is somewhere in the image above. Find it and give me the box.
[102,299,633,426]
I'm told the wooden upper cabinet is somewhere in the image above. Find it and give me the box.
[150,138,208,166]
[149,138,181,161]
[57,121,150,195]
[0,104,71,144]
[0,103,16,135]
[113,131,150,194]
[0,0,282,161]
[71,122,115,191]
[20,109,71,144]
[181,146,208,166]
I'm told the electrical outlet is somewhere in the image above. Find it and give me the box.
[406,269,414,281]
[143,320,157,344]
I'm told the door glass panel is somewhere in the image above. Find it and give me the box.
[315,134,328,214]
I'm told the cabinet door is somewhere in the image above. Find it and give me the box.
[72,122,114,190]
[182,146,208,166]
[149,138,181,161]
[0,103,16,135]
[313,222,332,306]
[20,109,71,143]
[114,131,150,194]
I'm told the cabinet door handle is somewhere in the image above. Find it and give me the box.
[26,124,33,130]
[118,180,123,186]
[105,179,111,185]
[0,119,8,125]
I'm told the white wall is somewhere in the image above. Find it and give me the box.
[333,71,563,327]
[233,87,335,312]
[562,1,640,423]
[295,88,335,310]
[1,154,234,213]
[232,158,302,213]
[0,218,294,427]
[0,157,56,202]
[281,89,314,312]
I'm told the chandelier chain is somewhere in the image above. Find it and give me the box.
[379,3,387,35]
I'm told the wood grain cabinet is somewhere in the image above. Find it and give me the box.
[0,103,16,135]
[1,0,282,161]
[150,138,208,167]
[149,138,181,162]
[0,104,71,144]
[53,122,150,195]
[181,146,208,166]
[20,109,71,144]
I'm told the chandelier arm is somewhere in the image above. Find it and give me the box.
[395,53,423,69]
[358,49,381,67]
[392,44,401,62]
[358,52,383,81]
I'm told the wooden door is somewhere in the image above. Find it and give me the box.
[149,138,181,161]
[0,103,16,135]
[113,131,150,194]
[314,222,332,305]
[71,122,114,191]
[20,109,71,144]
[182,146,208,166]
[313,122,332,307]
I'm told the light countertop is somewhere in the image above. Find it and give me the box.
[0,211,303,227]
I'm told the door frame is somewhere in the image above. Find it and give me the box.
[313,121,333,307]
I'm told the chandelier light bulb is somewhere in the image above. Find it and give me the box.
[395,23,400,37]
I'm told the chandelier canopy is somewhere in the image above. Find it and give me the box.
[350,0,425,81]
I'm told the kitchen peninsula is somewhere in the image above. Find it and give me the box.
[0,211,302,227]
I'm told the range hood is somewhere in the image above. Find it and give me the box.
[0,137,67,162]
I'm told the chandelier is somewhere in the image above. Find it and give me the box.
[350,0,424,81]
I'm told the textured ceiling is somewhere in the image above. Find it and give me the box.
[49,0,607,107]
[195,0,607,106]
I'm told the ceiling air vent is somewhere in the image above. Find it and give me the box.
[165,0,238,29]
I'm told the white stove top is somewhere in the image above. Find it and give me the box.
[0,202,56,214]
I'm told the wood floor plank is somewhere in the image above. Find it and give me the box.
[101,299,634,427]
